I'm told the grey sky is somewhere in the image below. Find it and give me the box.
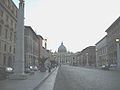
[13,0,120,52]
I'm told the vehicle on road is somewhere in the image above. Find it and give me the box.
[110,64,117,68]
[101,65,109,70]
[25,67,31,73]
[32,66,38,71]
[5,67,13,74]
[0,66,13,80]
[29,66,38,71]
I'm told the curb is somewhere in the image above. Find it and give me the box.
[33,67,57,90]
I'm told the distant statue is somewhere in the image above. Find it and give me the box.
[20,0,25,2]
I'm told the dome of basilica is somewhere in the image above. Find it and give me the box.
[58,42,67,53]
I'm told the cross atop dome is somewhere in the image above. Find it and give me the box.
[61,41,63,45]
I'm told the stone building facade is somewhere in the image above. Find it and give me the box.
[24,26,39,67]
[37,35,44,59]
[105,16,120,65]
[0,0,18,67]
[69,52,79,66]
[95,35,108,66]
[80,46,96,66]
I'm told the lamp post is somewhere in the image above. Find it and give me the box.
[44,39,47,60]
[116,38,120,68]
[96,48,98,67]
[44,39,47,50]
[86,53,89,66]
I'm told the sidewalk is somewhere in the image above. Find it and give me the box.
[0,68,57,90]
[36,67,59,90]
[108,67,120,71]
[78,65,120,71]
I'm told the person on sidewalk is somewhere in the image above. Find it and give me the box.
[48,66,51,73]
[45,59,51,73]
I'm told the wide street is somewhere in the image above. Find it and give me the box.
[53,65,120,90]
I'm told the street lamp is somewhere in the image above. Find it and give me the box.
[44,39,47,50]
[116,38,119,43]
[116,38,120,68]
[45,39,47,43]
[86,52,89,66]
[96,48,98,67]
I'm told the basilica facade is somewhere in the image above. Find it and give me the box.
[54,42,73,64]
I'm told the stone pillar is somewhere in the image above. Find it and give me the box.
[9,0,27,80]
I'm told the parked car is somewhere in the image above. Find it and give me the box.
[110,64,117,68]
[0,66,13,80]
[29,66,38,71]
[32,66,38,71]
[101,65,109,70]
[5,67,13,74]
[25,67,31,73]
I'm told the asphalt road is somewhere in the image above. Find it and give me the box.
[53,65,120,90]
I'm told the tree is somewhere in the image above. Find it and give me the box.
[38,57,48,72]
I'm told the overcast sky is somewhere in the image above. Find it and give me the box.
[13,0,120,53]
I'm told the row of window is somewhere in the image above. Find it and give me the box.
[0,25,16,42]
[5,14,17,28]
[0,42,15,53]
[98,47,107,55]
[0,9,17,29]
[0,52,15,66]
[1,0,17,17]
[0,5,17,29]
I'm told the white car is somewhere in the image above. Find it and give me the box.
[5,67,13,73]
[101,65,109,70]
[29,66,38,71]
